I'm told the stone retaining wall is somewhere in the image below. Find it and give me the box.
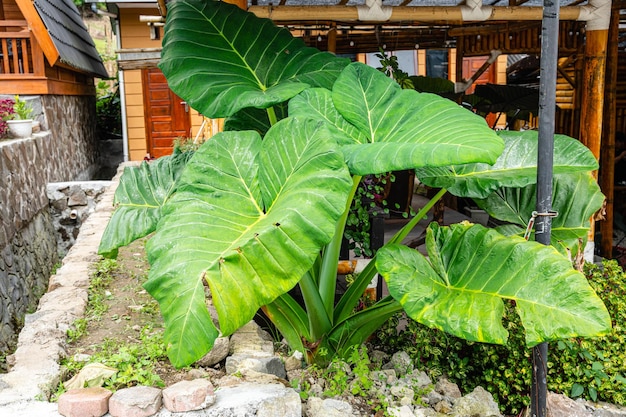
[47,181,111,257]
[0,94,101,358]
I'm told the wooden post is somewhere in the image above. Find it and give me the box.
[579,27,609,257]
[327,24,337,54]
[223,0,247,10]
[600,7,620,257]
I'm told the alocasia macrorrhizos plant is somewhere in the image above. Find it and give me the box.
[98,0,610,368]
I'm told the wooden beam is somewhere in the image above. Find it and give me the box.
[15,0,60,67]
[247,5,584,23]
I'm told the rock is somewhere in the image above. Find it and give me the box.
[162,378,216,412]
[390,385,415,399]
[388,405,417,417]
[195,336,230,367]
[372,369,397,386]
[207,382,301,417]
[404,370,431,389]
[547,391,592,417]
[383,351,414,377]
[57,387,112,417]
[226,353,286,379]
[450,386,503,417]
[229,321,275,356]
[306,397,354,417]
[108,386,162,417]
[435,376,462,400]
[589,401,626,416]
[423,390,444,405]
[68,186,88,207]
[284,351,304,372]
[185,368,210,380]
[434,400,453,413]
[63,362,117,390]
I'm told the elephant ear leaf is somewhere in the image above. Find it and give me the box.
[417,130,599,199]
[143,118,352,367]
[474,172,605,254]
[377,223,611,347]
[290,62,504,175]
[159,0,348,118]
[98,151,193,258]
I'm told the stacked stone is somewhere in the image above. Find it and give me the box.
[0,211,57,355]
[0,95,102,366]
[47,181,111,257]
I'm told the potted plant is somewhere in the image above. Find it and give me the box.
[5,95,33,138]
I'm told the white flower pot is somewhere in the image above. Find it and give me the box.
[6,119,33,138]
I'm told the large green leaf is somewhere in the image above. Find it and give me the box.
[159,0,348,119]
[289,63,504,175]
[474,172,605,253]
[98,151,193,258]
[416,130,599,199]
[377,223,611,346]
[224,102,289,137]
[143,117,352,367]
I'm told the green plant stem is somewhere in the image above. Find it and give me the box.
[300,270,332,341]
[328,296,402,356]
[267,106,278,126]
[335,187,447,323]
[262,294,309,354]
[318,175,362,320]
[388,187,448,245]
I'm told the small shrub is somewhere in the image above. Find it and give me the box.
[0,97,15,137]
[374,259,626,415]
[95,85,122,141]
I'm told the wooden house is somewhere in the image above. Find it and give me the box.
[0,0,108,95]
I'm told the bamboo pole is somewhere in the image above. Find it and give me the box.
[600,7,620,257]
[579,28,609,256]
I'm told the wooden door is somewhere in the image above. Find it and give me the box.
[462,56,497,126]
[142,68,191,158]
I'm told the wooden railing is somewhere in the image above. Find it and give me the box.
[0,20,44,78]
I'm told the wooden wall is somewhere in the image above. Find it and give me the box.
[119,7,205,160]
[1,0,22,20]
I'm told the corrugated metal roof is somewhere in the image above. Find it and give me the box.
[34,0,109,78]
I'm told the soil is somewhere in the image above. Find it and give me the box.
[65,237,211,387]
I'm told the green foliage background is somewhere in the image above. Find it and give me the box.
[374,259,626,415]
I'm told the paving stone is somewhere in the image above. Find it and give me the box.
[57,387,112,417]
[162,378,216,412]
[108,386,162,417]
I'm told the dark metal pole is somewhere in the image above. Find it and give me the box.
[532,0,559,416]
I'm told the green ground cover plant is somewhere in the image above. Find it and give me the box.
[98,0,610,380]
[374,259,626,415]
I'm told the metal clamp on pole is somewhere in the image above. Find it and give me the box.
[524,210,558,240]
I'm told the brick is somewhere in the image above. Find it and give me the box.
[108,386,162,417]
[58,387,112,417]
[162,379,216,412]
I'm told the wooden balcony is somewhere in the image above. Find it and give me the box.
[0,20,45,80]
